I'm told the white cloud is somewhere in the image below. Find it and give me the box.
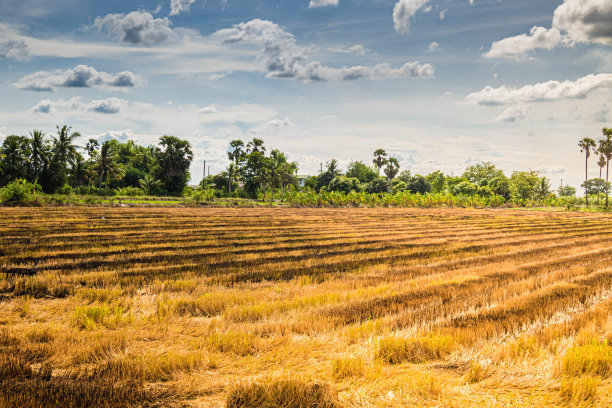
[94,129,136,144]
[484,0,612,59]
[0,24,29,60]
[553,0,612,46]
[428,41,439,52]
[484,26,565,60]
[14,65,142,92]
[466,73,612,106]
[328,44,368,56]
[393,0,432,34]
[469,0,474,5]
[309,0,339,7]
[494,104,531,122]
[31,97,128,115]
[214,19,434,81]
[198,103,278,124]
[170,0,196,16]
[93,11,176,45]
[439,9,447,20]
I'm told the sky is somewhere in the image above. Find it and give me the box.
[0,0,611,188]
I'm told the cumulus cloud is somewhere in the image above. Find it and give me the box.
[466,73,612,106]
[14,65,142,92]
[328,44,367,55]
[170,0,197,15]
[393,0,432,34]
[484,26,565,60]
[93,11,176,45]
[31,97,128,115]
[553,0,612,45]
[213,19,434,81]
[494,104,531,122]
[95,129,136,144]
[309,0,339,7]
[428,41,439,52]
[484,0,612,59]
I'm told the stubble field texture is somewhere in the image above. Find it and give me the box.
[1,207,612,408]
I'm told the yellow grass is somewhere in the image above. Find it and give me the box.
[2,206,612,407]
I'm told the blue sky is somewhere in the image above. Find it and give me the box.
[1,0,610,188]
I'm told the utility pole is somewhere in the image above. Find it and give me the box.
[208,166,210,177]
[320,163,323,174]
[202,160,206,183]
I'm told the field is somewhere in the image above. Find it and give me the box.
[2,207,612,408]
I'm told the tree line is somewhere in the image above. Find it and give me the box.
[0,126,193,196]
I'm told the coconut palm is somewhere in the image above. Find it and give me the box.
[28,130,50,181]
[598,129,612,207]
[85,138,99,158]
[579,137,596,205]
[69,153,95,188]
[93,141,124,189]
[52,125,80,176]
[0,135,29,183]
[373,149,388,175]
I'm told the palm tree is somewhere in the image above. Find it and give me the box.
[579,137,596,205]
[69,153,95,188]
[85,138,99,158]
[94,141,124,189]
[373,149,387,175]
[247,138,265,154]
[138,174,162,195]
[52,125,80,175]
[598,129,612,207]
[28,130,50,181]
[597,154,606,205]
[0,135,29,183]
[384,157,400,180]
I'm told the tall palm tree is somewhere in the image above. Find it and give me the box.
[28,130,50,181]
[384,157,400,180]
[52,125,80,175]
[597,154,606,205]
[0,135,29,183]
[94,141,124,189]
[373,149,387,175]
[246,138,265,154]
[69,153,95,187]
[579,137,596,205]
[598,129,612,207]
[138,174,162,195]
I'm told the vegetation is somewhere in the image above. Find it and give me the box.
[3,206,612,406]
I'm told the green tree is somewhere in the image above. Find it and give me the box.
[406,175,431,194]
[52,125,80,182]
[315,159,341,192]
[364,178,389,194]
[93,141,125,189]
[383,157,400,180]
[452,181,478,196]
[488,175,510,199]
[427,171,446,193]
[509,170,541,202]
[28,130,50,182]
[85,138,99,157]
[579,137,596,205]
[533,177,552,200]
[558,185,576,197]
[69,153,95,188]
[156,135,193,195]
[372,149,387,176]
[138,174,162,195]
[346,161,377,184]
[463,161,504,186]
[328,176,361,193]
[0,135,30,184]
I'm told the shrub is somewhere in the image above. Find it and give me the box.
[0,179,39,203]
[116,186,144,197]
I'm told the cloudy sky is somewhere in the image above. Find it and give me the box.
[1,0,611,187]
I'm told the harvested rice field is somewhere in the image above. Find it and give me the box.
[2,207,612,408]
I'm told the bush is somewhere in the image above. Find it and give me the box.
[58,184,74,195]
[0,179,39,203]
[364,178,389,194]
[116,187,145,197]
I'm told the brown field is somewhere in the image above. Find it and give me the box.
[1,206,612,407]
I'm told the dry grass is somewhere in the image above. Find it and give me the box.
[3,207,612,407]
